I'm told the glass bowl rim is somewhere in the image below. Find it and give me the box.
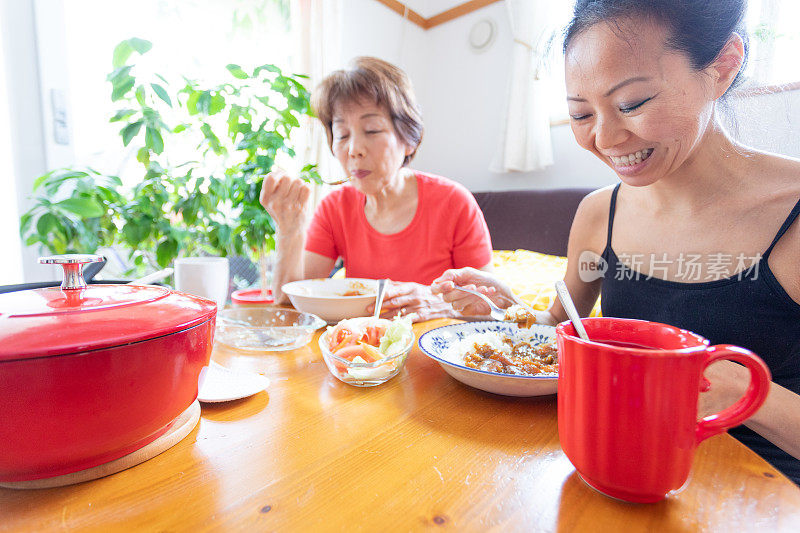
[318,328,414,368]
[217,307,326,331]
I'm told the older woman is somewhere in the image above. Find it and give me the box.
[434,0,800,484]
[260,57,492,321]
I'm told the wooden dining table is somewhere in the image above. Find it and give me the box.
[2,317,800,532]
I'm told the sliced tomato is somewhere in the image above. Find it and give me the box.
[333,344,381,363]
[358,342,385,362]
[363,325,386,346]
[328,324,364,352]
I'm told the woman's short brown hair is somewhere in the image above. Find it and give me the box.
[312,56,424,166]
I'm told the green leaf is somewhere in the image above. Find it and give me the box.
[155,238,178,267]
[20,213,33,234]
[254,64,281,77]
[148,161,165,175]
[107,65,133,82]
[209,94,226,115]
[150,83,172,106]
[281,110,300,128]
[36,213,58,236]
[32,171,56,191]
[122,121,143,146]
[226,64,249,79]
[173,124,187,133]
[55,197,106,218]
[186,91,200,115]
[112,38,151,68]
[135,85,146,106]
[112,41,133,68]
[111,77,136,101]
[200,123,223,154]
[255,155,272,170]
[128,37,152,54]
[197,92,212,114]
[145,126,164,154]
[110,109,137,123]
[137,147,150,165]
[35,169,90,193]
[122,220,150,246]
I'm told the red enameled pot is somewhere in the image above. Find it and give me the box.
[0,255,217,482]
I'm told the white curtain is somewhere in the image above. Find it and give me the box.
[289,0,343,187]
[490,0,555,173]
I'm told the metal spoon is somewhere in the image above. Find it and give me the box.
[451,286,507,321]
[555,280,590,341]
[321,176,351,186]
[373,279,387,318]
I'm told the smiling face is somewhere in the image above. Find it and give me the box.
[565,18,718,186]
[331,99,413,195]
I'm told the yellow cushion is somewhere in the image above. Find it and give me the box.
[492,250,602,317]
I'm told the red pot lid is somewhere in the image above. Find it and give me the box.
[0,284,217,361]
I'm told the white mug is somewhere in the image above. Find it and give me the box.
[173,257,230,308]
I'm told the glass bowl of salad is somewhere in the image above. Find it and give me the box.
[319,315,415,386]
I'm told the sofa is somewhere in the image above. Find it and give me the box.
[471,187,601,316]
[472,187,595,256]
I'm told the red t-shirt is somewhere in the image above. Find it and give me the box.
[305,172,492,284]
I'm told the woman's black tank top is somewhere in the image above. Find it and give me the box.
[601,184,800,484]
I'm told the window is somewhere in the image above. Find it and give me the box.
[59,0,293,182]
[745,0,800,87]
[544,0,800,124]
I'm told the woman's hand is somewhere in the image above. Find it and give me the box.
[259,166,312,232]
[366,281,455,322]
[431,267,516,316]
[260,167,314,304]
[697,359,750,419]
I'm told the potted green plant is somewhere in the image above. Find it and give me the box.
[21,38,320,292]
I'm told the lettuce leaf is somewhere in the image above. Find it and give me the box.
[379,314,414,356]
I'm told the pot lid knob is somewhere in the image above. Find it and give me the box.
[39,254,106,290]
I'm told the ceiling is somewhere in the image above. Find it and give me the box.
[402,1,468,19]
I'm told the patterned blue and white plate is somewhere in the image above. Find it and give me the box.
[418,321,557,397]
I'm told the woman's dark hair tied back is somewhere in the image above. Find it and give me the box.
[564,0,749,94]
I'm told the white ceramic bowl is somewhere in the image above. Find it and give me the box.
[281,278,377,323]
[418,321,558,397]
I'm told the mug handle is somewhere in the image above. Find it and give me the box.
[696,344,772,443]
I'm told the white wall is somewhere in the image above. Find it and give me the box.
[339,0,428,90]
[340,0,618,191]
[339,0,800,192]
[724,89,800,159]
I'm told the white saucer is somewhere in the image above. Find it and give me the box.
[198,361,270,403]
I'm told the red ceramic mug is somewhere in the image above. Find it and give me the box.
[556,317,771,503]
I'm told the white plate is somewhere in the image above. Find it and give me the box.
[281,278,377,323]
[197,361,270,403]
[418,321,558,397]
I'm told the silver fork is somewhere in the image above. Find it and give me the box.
[451,286,507,321]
